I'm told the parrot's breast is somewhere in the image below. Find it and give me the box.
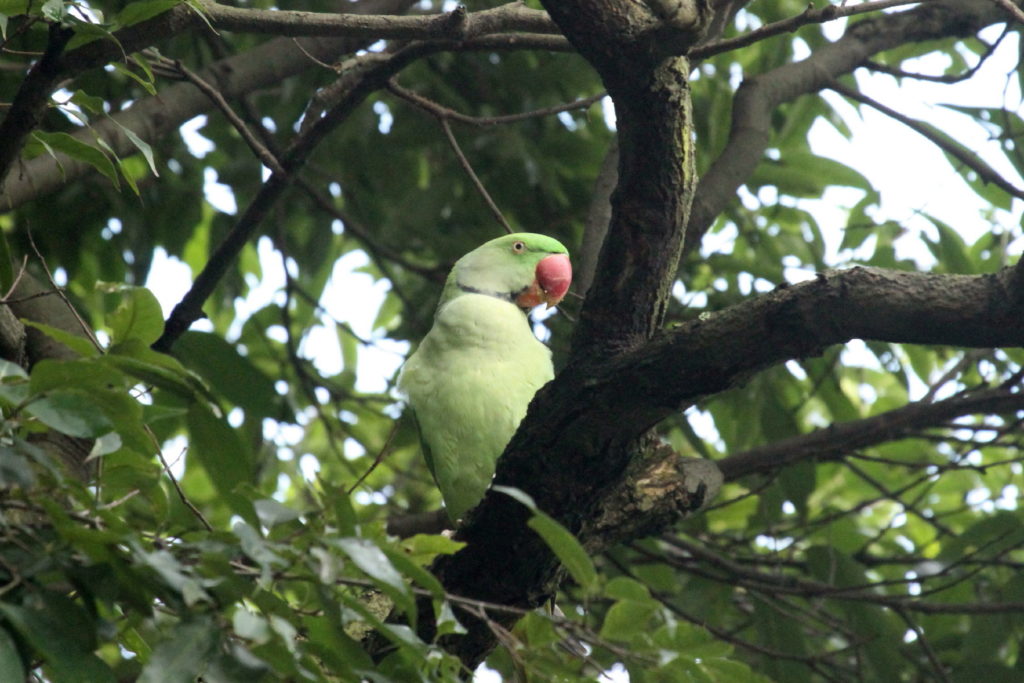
[399,294,554,519]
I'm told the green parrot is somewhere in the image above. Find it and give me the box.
[399,233,572,521]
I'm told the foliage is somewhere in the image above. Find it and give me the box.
[1,0,1023,681]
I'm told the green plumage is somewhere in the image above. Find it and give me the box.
[399,234,569,521]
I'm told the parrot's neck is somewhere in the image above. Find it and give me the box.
[455,281,517,304]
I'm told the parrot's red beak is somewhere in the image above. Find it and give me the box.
[516,253,572,309]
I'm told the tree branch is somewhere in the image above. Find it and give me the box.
[199,0,559,39]
[0,31,573,210]
[690,0,931,61]
[419,259,1024,665]
[0,0,420,211]
[0,23,74,194]
[410,0,715,668]
[684,0,1016,255]
[717,382,1024,481]
[0,4,201,195]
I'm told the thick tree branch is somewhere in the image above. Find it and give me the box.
[424,260,1024,666]
[663,536,1024,614]
[618,265,1024,417]
[0,0,419,211]
[0,2,573,211]
[199,1,558,39]
[690,0,930,61]
[0,24,74,194]
[685,0,1017,254]
[0,4,200,194]
[415,0,714,668]
[717,382,1024,481]
[546,0,706,352]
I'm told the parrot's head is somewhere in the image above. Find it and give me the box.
[449,233,572,310]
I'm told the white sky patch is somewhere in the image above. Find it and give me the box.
[229,237,286,338]
[145,248,201,322]
[203,168,238,215]
[180,115,214,157]
[601,95,616,128]
[299,453,320,482]
[309,250,409,393]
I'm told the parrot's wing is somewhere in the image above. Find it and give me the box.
[406,405,437,482]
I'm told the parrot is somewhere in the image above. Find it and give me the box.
[398,233,572,522]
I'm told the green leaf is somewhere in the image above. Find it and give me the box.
[30,131,119,189]
[29,357,124,394]
[173,331,279,418]
[1,0,40,16]
[333,537,407,597]
[399,533,466,565]
[25,389,114,438]
[924,213,974,274]
[69,90,106,115]
[333,537,416,627]
[110,116,159,176]
[600,598,659,642]
[604,576,652,601]
[138,618,219,683]
[748,151,871,198]
[254,498,303,527]
[527,513,600,595]
[22,320,100,357]
[0,358,27,380]
[0,626,25,682]
[112,61,157,96]
[104,340,208,401]
[186,402,257,524]
[105,285,164,346]
[0,594,115,683]
[64,18,119,51]
[0,445,36,487]
[40,0,64,22]
[493,485,600,594]
[382,546,445,600]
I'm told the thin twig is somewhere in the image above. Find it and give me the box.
[272,234,356,476]
[154,41,442,352]
[863,27,1006,83]
[895,608,952,682]
[25,230,103,352]
[439,117,513,234]
[290,37,342,72]
[387,80,605,127]
[347,421,400,494]
[990,0,1024,25]
[387,79,608,235]
[829,81,1024,200]
[692,0,932,60]
[152,436,213,531]
[151,53,286,175]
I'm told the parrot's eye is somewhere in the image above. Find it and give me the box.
[512,240,526,253]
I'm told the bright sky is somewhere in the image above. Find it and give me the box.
[144,12,1023,681]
